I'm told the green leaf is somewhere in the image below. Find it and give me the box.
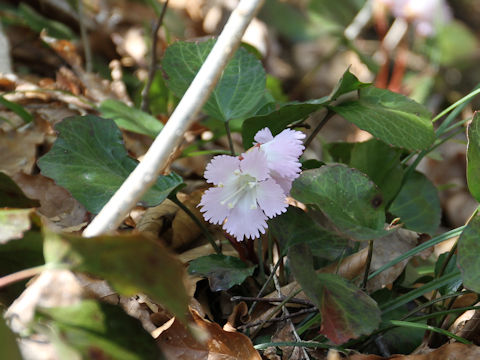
[435,20,478,66]
[331,87,435,150]
[188,254,256,291]
[99,99,163,138]
[37,115,183,214]
[458,215,480,292]
[36,300,162,360]
[0,172,40,208]
[289,243,381,344]
[0,317,22,360]
[19,3,75,39]
[43,230,189,321]
[241,97,328,149]
[467,112,480,202]
[162,39,266,122]
[349,139,404,204]
[329,68,370,100]
[323,141,355,164]
[291,165,389,241]
[0,95,33,123]
[268,207,348,260]
[389,171,441,234]
[309,0,366,29]
[435,253,462,295]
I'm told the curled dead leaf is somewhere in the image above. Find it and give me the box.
[137,191,205,251]
[13,173,87,229]
[156,308,262,360]
[0,129,44,176]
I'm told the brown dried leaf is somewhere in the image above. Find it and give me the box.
[0,129,44,176]
[157,308,262,360]
[171,190,204,250]
[12,173,87,229]
[272,323,303,360]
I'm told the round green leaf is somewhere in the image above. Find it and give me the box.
[99,99,163,138]
[37,115,183,214]
[458,215,480,292]
[332,87,435,150]
[162,39,266,122]
[349,139,404,204]
[188,254,256,292]
[268,206,348,260]
[291,165,388,240]
[289,244,381,344]
[241,97,328,149]
[389,171,441,234]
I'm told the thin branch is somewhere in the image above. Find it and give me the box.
[361,239,374,291]
[141,0,169,113]
[249,255,283,315]
[237,308,317,330]
[170,194,221,254]
[304,110,335,149]
[77,0,92,73]
[83,0,266,237]
[270,264,310,360]
[0,265,46,289]
[231,296,314,307]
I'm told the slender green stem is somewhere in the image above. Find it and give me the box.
[389,320,471,344]
[380,270,461,314]
[224,121,235,155]
[361,240,374,290]
[304,110,335,148]
[437,116,471,135]
[170,195,221,254]
[368,226,464,280]
[257,238,265,282]
[432,87,480,123]
[400,127,465,189]
[182,149,231,157]
[141,0,169,113]
[408,305,480,324]
[296,313,322,336]
[77,0,92,73]
[400,291,472,321]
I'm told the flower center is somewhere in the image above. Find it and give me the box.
[220,172,258,209]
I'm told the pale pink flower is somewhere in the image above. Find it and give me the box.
[199,147,287,241]
[377,0,451,36]
[254,128,306,194]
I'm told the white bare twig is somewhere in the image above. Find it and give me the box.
[83,0,265,237]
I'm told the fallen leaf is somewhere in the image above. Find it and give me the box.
[0,128,44,176]
[13,173,87,229]
[157,308,262,360]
